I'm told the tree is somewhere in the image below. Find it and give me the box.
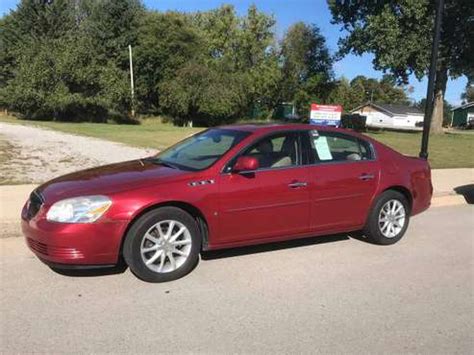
[280,22,334,116]
[461,83,474,104]
[327,75,409,111]
[237,5,281,117]
[193,5,280,119]
[0,0,76,92]
[327,77,354,110]
[328,0,474,134]
[417,98,452,126]
[82,0,144,69]
[349,75,409,106]
[159,62,245,126]
[133,11,202,113]
[1,0,131,121]
[3,35,129,121]
[2,2,342,126]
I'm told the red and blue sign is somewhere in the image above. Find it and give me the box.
[310,104,342,126]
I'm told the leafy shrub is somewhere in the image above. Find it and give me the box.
[341,114,367,131]
[3,36,129,122]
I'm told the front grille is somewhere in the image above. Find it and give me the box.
[26,190,44,219]
[27,238,84,259]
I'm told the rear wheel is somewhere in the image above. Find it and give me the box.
[363,190,410,245]
[123,207,201,282]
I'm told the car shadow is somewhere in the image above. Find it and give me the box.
[201,233,351,260]
[49,260,128,278]
[454,184,474,204]
[48,233,367,278]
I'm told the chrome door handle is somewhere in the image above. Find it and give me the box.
[359,173,375,181]
[288,182,308,188]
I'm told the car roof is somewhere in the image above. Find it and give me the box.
[218,123,347,134]
[216,123,376,145]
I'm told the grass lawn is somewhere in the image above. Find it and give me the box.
[1,114,473,169]
[365,130,474,169]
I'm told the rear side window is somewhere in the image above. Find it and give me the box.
[306,130,374,164]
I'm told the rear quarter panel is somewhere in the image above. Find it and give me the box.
[370,139,432,215]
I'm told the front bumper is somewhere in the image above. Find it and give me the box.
[22,214,128,266]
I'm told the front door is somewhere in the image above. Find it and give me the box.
[217,131,311,245]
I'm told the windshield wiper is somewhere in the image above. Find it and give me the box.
[146,158,179,169]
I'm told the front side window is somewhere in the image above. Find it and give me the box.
[307,130,373,164]
[154,129,250,171]
[239,132,300,170]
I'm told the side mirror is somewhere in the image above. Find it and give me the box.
[233,156,259,173]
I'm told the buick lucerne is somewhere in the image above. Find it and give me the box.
[22,124,432,282]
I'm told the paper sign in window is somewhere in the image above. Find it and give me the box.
[314,137,333,161]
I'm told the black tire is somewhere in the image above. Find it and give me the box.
[123,207,201,282]
[363,190,410,245]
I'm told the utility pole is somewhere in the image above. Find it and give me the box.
[366,89,374,104]
[420,0,444,159]
[128,44,135,117]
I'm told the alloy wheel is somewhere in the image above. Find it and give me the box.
[140,220,192,273]
[378,199,406,238]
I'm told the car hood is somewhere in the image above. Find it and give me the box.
[37,159,190,203]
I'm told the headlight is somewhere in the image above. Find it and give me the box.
[46,195,112,223]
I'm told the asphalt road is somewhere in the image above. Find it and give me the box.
[1,205,473,354]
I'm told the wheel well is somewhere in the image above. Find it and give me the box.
[383,186,413,211]
[118,201,210,259]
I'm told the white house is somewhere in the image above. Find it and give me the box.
[351,103,424,130]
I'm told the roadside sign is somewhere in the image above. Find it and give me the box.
[310,104,342,126]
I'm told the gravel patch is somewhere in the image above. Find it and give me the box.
[0,122,155,184]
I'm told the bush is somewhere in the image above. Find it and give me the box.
[341,114,367,131]
[3,36,130,122]
[108,111,140,125]
[159,62,245,127]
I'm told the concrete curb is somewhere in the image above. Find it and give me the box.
[430,194,468,208]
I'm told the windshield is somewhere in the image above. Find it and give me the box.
[153,128,251,171]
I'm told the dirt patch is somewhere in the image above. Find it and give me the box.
[0,123,155,184]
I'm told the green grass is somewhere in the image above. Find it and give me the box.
[1,114,473,169]
[365,130,474,169]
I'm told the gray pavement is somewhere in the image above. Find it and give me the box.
[1,205,473,354]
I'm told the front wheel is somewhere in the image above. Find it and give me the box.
[123,207,201,282]
[363,190,410,245]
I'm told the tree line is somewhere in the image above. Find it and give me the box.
[3,0,463,128]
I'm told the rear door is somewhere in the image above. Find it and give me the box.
[217,131,311,244]
[303,130,379,231]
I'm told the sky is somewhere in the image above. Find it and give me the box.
[0,0,467,106]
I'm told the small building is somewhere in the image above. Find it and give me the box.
[450,102,474,127]
[351,102,424,130]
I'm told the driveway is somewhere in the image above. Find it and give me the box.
[0,122,153,184]
[1,205,472,354]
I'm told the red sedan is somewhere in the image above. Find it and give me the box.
[22,124,432,282]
